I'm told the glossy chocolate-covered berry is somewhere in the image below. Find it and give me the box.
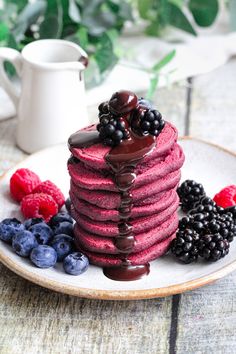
[109,90,138,115]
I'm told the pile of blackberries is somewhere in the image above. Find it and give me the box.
[172,180,236,264]
[96,94,165,147]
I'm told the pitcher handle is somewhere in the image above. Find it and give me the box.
[0,48,22,108]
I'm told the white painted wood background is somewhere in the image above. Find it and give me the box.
[0,59,236,354]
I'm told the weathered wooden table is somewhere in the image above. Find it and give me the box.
[0,59,236,354]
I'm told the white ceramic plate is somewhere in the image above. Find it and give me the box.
[0,138,236,300]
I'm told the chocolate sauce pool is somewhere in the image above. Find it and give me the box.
[68,128,156,281]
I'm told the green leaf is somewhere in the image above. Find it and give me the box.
[137,0,150,19]
[39,15,62,38]
[13,1,46,41]
[152,49,176,72]
[146,76,159,100]
[81,0,117,36]
[144,0,171,36]
[116,1,133,22]
[168,0,184,7]
[94,31,118,74]
[6,0,28,12]
[39,0,63,39]
[0,23,9,41]
[68,0,81,23]
[167,2,197,36]
[189,0,218,27]
[146,22,162,37]
[75,26,89,48]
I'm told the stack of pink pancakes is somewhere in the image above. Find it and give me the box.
[68,121,184,268]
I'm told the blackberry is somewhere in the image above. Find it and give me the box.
[172,198,236,264]
[198,234,230,261]
[177,180,206,212]
[97,114,129,147]
[171,228,200,264]
[189,197,218,218]
[98,101,109,117]
[225,206,236,221]
[131,107,165,137]
[180,210,236,243]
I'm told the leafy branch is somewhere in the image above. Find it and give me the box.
[0,0,219,91]
[137,0,219,37]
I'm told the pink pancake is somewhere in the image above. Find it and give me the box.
[70,180,171,209]
[69,122,178,170]
[74,213,178,254]
[68,142,184,191]
[71,195,179,237]
[75,233,175,266]
[70,169,181,209]
[70,188,177,221]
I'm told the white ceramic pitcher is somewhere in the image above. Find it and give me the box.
[0,39,89,153]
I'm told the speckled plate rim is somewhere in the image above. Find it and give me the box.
[0,136,236,300]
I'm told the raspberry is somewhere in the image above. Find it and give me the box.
[213,185,236,208]
[21,193,58,222]
[10,168,41,202]
[33,180,65,209]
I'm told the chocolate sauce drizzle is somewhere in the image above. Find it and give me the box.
[68,88,160,281]
[103,130,156,280]
[69,127,156,281]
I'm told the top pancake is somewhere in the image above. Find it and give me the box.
[69,122,178,170]
[68,142,184,192]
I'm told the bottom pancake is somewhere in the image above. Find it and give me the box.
[75,233,176,266]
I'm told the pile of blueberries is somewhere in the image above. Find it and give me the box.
[0,211,89,276]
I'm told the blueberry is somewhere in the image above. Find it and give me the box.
[138,98,154,109]
[12,230,38,257]
[24,218,44,230]
[51,234,74,261]
[30,245,57,268]
[54,221,74,237]
[50,212,73,227]
[0,218,24,243]
[63,252,89,275]
[29,222,53,245]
